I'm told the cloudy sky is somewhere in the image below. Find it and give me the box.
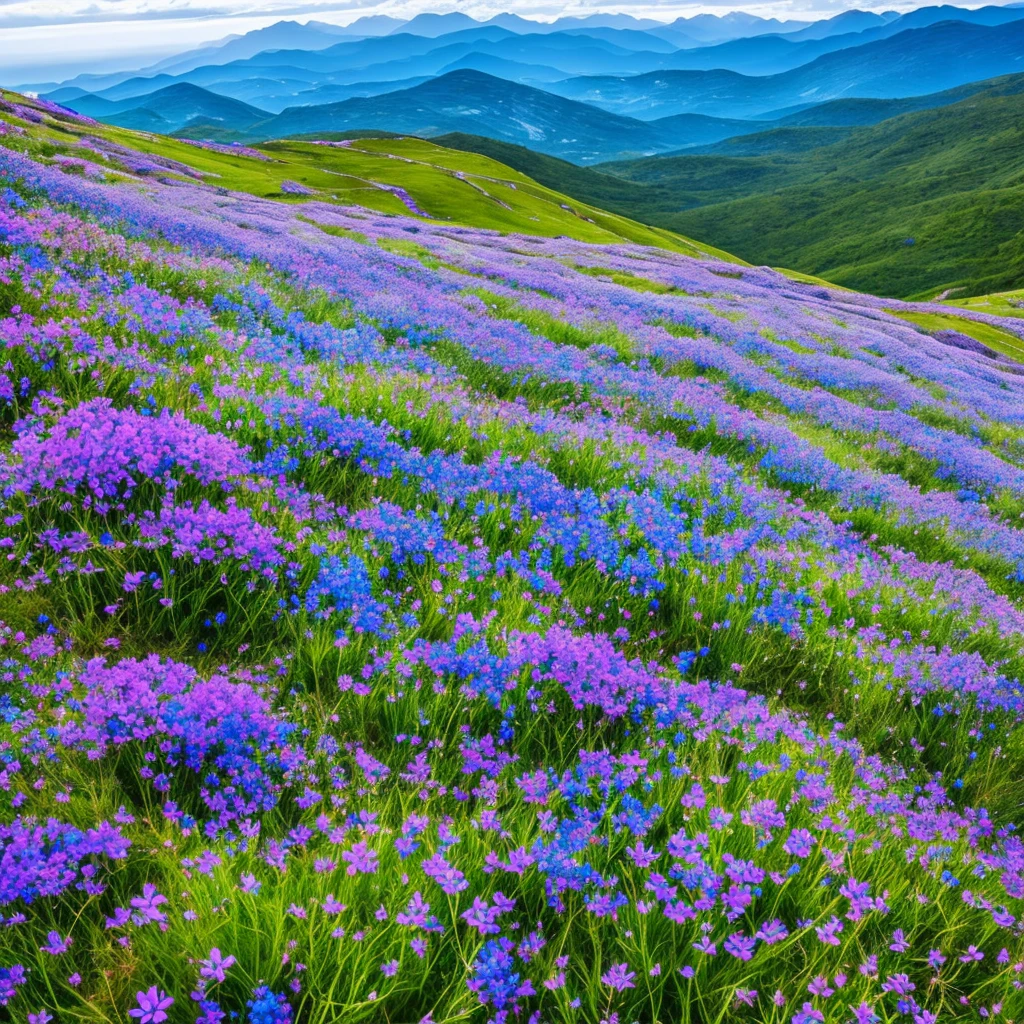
[0,0,1010,83]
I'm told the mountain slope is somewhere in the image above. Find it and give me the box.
[601,83,1024,297]
[136,20,357,79]
[784,9,898,40]
[0,88,724,258]
[659,32,870,75]
[549,19,1024,118]
[656,7,1024,77]
[68,83,271,134]
[651,11,812,45]
[253,70,763,162]
[9,81,1024,1024]
[436,54,568,83]
[766,73,1024,125]
[388,12,482,36]
[684,125,856,156]
[434,71,1024,299]
[46,8,1024,122]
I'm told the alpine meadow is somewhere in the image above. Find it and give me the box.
[1,5,1024,1024]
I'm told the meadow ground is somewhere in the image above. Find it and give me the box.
[0,92,1023,1024]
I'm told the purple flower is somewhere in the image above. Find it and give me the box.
[724,932,756,961]
[735,989,757,1007]
[852,1003,878,1024]
[815,916,843,946]
[247,986,292,1024]
[881,975,916,996]
[600,963,636,992]
[128,987,173,1024]
[199,949,236,984]
[130,884,168,925]
[792,1002,824,1024]
[341,841,378,876]
[40,931,70,955]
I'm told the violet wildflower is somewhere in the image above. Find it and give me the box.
[128,987,173,1024]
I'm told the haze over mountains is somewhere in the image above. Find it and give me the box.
[26,4,1024,164]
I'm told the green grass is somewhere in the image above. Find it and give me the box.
[3,93,1024,1024]
[1,93,729,259]
[437,82,1024,300]
[943,288,1024,320]
[600,87,1024,300]
[888,309,1024,362]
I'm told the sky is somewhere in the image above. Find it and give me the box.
[0,0,1014,83]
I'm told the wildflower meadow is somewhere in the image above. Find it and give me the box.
[0,93,1022,1024]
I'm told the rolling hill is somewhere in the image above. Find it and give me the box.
[764,73,1024,125]
[4,78,1024,1024]
[599,80,1024,297]
[435,54,567,83]
[66,83,271,135]
[0,87,724,259]
[435,69,1024,299]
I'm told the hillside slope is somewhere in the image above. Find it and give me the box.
[436,74,1024,299]
[68,82,271,134]
[0,88,724,258]
[603,83,1024,297]
[253,70,761,162]
[2,86,1024,1024]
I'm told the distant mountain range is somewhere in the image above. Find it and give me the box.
[63,83,271,137]
[43,9,1024,165]
[548,19,1024,119]
[254,71,766,163]
[30,3,1024,168]
[28,4,1024,98]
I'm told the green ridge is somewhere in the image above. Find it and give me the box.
[1,92,730,259]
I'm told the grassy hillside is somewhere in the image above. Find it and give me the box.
[887,309,1024,361]
[683,125,855,156]
[432,79,1014,299]
[3,84,1024,1024]
[944,288,1024,319]
[434,131,678,214]
[765,71,1024,125]
[0,90,729,259]
[600,83,1024,298]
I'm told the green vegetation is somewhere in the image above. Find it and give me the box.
[440,81,1024,300]
[888,309,1024,363]
[1,92,726,257]
[3,83,1024,1024]
[604,86,1024,299]
[943,288,1024,320]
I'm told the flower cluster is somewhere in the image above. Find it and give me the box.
[0,89,1021,1024]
